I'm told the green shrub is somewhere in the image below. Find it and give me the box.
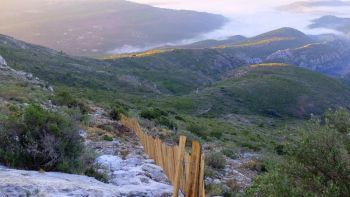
[157,116,177,130]
[245,110,350,197]
[53,90,90,114]
[100,124,114,132]
[102,135,113,141]
[140,108,176,129]
[204,166,216,178]
[206,183,225,196]
[222,148,239,159]
[209,131,223,139]
[206,152,226,169]
[241,159,264,172]
[240,142,261,151]
[140,108,167,120]
[175,115,185,121]
[324,107,350,133]
[0,104,89,173]
[187,123,207,140]
[109,102,128,121]
[85,166,109,183]
[274,144,286,155]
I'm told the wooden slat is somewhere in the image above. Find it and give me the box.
[172,136,186,197]
[186,141,201,197]
[121,117,205,197]
[199,154,206,197]
[184,152,191,196]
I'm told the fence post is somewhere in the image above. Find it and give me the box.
[199,154,206,197]
[172,136,186,197]
[186,141,202,197]
[121,117,206,196]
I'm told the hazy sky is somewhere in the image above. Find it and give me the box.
[130,0,350,39]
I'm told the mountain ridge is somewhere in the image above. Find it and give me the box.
[0,0,227,56]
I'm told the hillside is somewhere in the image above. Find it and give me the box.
[215,27,314,58]
[266,40,350,75]
[180,64,350,118]
[2,27,350,99]
[0,54,52,104]
[2,32,350,196]
[163,35,247,49]
[0,34,161,102]
[0,0,227,56]
[2,26,350,99]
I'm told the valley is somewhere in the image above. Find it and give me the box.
[1,24,350,196]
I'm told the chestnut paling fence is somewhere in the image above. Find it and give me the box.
[121,117,206,197]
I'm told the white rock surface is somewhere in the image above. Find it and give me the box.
[95,155,172,197]
[0,166,120,197]
[0,155,173,197]
[0,55,6,66]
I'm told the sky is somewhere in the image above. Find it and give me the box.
[129,0,350,39]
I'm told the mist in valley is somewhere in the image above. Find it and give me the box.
[1,0,350,55]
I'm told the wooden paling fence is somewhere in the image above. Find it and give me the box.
[121,117,206,197]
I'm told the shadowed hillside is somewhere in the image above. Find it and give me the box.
[0,0,227,56]
[181,64,350,118]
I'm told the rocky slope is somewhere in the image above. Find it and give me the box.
[0,54,52,91]
[0,58,173,197]
[266,40,350,75]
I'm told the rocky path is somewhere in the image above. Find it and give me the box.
[0,107,173,197]
[87,107,173,197]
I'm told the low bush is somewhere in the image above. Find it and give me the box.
[157,116,177,130]
[221,148,239,159]
[274,144,286,155]
[240,159,264,172]
[52,90,90,114]
[209,131,223,139]
[85,166,109,183]
[140,108,176,129]
[187,123,207,140]
[102,135,113,141]
[324,107,350,133]
[140,108,167,120]
[175,115,185,121]
[245,108,350,197]
[206,152,226,170]
[109,101,128,121]
[206,184,224,196]
[0,104,90,173]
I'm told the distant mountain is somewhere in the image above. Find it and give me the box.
[309,15,350,34]
[0,0,227,56]
[163,35,247,49]
[266,40,350,75]
[1,30,350,120]
[103,27,349,94]
[185,64,350,118]
[248,27,312,43]
[163,27,310,52]
[309,33,341,42]
[2,27,350,99]
[279,0,350,12]
[212,27,314,59]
